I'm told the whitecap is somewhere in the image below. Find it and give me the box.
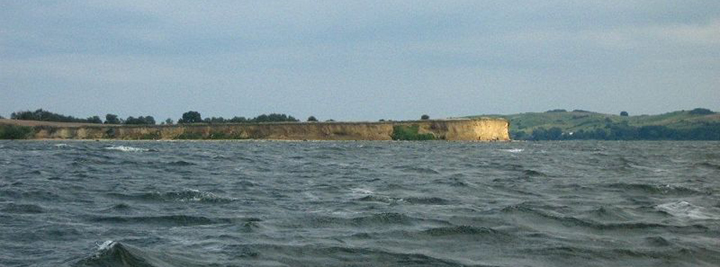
[97,240,116,251]
[104,146,150,152]
[350,188,374,196]
[54,143,70,147]
[656,201,719,220]
[502,149,524,153]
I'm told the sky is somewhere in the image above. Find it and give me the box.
[1,1,719,121]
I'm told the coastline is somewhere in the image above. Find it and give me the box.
[0,118,511,141]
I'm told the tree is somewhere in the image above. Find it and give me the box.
[144,116,156,125]
[228,116,247,123]
[124,116,155,125]
[689,108,715,115]
[307,116,318,122]
[179,111,202,124]
[548,127,563,140]
[421,114,430,120]
[105,114,121,124]
[87,116,103,124]
[620,111,629,117]
[165,118,173,125]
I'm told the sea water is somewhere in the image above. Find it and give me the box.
[1,140,719,266]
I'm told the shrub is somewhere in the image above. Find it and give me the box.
[391,125,436,140]
[620,111,629,116]
[176,132,203,139]
[308,116,318,122]
[0,125,34,139]
[421,114,430,120]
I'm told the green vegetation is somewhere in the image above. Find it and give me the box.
[179,111,203,124]
[391,125,436,140]
[176,132,204,139]
[11,109,102,124]
[252,113,299,123]
[307,116,318,122]
[421,114,430,120]
[175,131,248,140]
[472,108,720,140]
[689,108,715,115]
[138,132,161,140]
[105,114,121,124]
[178,111,299,124]
[124,116,155,125]
[0,124,34,139]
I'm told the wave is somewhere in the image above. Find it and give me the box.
[694,162,720,170]
[605,183,704,196]
[501,148,524,153]
[523,169,547,177]
[656,201,720,220]
[306,212,422,228]
[89,215,235,226]
[356,195,451,205]
[420,225,502,237]
[393,165,441,174]
[405,197,451,205]
[524,245,720,265]
[109,189,235,203]
[2,203,45,214]
[104,146,152,152]
[584,206,636,222]
[165,160,196,166]
[221,243,467,266]
[501,203,708,231]
[74,240,204,267]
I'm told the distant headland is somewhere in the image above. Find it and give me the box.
[0,109,509,141]
[470,108,720,140]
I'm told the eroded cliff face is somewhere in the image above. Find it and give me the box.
[6,118,509,141]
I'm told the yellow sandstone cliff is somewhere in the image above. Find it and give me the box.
[0,118,510,141]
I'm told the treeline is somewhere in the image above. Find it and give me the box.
[7,109,299,126]
[176,111,298,124]
[512,122,720,141]
[11,109,103,124]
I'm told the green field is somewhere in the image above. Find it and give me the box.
[470,108,720,140]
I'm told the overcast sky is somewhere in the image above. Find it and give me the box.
[2,1,719,121]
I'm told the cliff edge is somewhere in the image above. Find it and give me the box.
[0,118,509,141]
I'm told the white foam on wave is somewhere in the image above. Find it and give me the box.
[54,143,70,147]
[502,148,524,153]
[656,201,719,220]
[350,188,374,196]
[98,240,116,251]
[104,146,150,152]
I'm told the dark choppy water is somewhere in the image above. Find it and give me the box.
[1,140,719,267]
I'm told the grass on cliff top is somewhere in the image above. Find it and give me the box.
[470,109,720,133]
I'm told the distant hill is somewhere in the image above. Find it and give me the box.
[470,108,720,140]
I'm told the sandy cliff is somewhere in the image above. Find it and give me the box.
[0,118,510,141]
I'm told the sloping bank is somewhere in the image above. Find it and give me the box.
[0,118,509,141]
